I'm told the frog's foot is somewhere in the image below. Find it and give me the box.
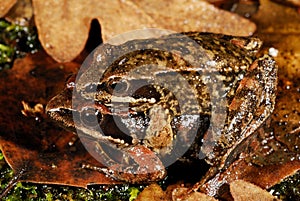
[84,143,166,183]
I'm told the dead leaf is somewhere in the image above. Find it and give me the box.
[251,0,300,38]
[0,51,119,187]
[172,187,219,201]
[0,0,16,17]
[252,0,300,79]
[230,180,281,201]
[32,0,156,62]
[32,0,256,62]
[135,184,168,201]
[136,183,219,201]
[131,0,256,36]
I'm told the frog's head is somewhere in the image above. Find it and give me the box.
[89,51,185,155]
[46,42,200,168]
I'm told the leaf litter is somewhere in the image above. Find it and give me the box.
[0,0,299,200]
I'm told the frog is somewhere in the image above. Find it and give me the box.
[46,32,278,184]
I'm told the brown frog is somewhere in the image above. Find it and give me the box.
[46,32,277,184]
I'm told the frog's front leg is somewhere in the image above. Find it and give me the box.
[221,55,277,168]
[83,140,166,183]
[200,54,277,182]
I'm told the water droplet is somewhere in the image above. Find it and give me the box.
[268,47,278,57]
[261,139,268,145]
[96,54,102,62]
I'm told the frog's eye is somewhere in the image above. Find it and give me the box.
[80,108,102,128]
[109,80,129,95]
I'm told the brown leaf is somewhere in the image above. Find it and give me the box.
[0,51,118,187]
[252,0,300,40]
[230,180,281,201]
[132,0,256,36]
[135,184,168,201]
[32,0,256,62]
[136,183,219,201]
[252,0,300,79]
[32,0,156,62]
[172,187,219,201]
[0,0,16,17]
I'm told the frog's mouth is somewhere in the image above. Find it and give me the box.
[46,107,76,132]
[46,88,77,133]
[46,86,208,167]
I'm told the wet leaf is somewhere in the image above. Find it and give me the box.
[131,0,256,36]
[0,51,118,187]
[135,184,167,201]
[32,0,256,62]
[172,187,219,201]
[230,180,281,201]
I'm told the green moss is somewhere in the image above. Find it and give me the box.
[128,187,139,201]
[269,171,300,201]
[0,18,40,70]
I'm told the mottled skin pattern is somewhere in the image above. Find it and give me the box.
[46,32,277,184]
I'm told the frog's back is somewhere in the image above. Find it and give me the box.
[101,32,262,80]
